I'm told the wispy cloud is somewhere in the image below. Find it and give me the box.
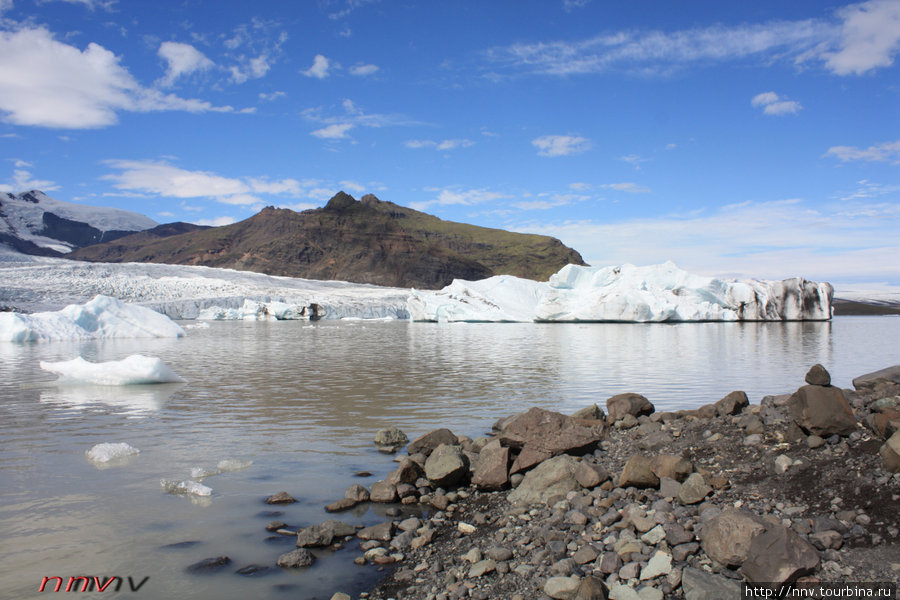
[311,123,354,139]
[484,1,900,78]
[157,41,214,87]
[410,186,513,211]
[601,182,651,194]
[619,154,649,170]
[532,134,591,157]
[349,63,379,76]
[223,19,288,84]
[326,0,380,20]
[826,140,900,164]
[405,138,474,151]
[303,98,422,141]
[0,164,59,192]
[515,195,900,284]
[751,91,802,115]
[0,27,241,129]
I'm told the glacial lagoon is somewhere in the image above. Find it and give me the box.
[1,317,899,598]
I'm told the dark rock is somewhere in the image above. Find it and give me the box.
[472,442,510,490]
[700,508,766,567]
[498,407,604,473]
[681,567,742,600]
[369,481,398,503]
[571,404,605,421]
[606,393,654,423]
[407,428,458,456]
[651,454,693,481]
[788,385,857,437]
[374,426,408,447]
[805,364,831,386]
[265,491,296,504]
[235,564,277,577]
[325,498,358,512]
[852,365,900,391]
[575,461,609,488]
[277,549,316,568]
[739,524,819,584]
[386,458,425,486]
[424,444,469,487]
[358,521,395,542]
[574,575,609,600]
[345,483,370,503]
[186,556,231,574]
[715,391,749,416]
[619,455,659,489]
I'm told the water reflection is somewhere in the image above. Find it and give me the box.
[36,382,184,415]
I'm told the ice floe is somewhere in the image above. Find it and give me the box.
[160,479,212,496]
[190,459,253,480]
[408,262,834,322]
[0,295,186,342]
[40,354,185,385]
[86,442,140,464]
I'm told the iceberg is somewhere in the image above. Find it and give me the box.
[40,355,185,385]
[408,262,833,322]
[189,459,253,480]
[86,442,140,464]
[196,299,312,321]
[0,295,186,342]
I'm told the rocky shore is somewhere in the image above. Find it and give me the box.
[266,364,900,600]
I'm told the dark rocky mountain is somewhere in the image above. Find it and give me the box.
[70,192,586,289]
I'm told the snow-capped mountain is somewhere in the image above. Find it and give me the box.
[0,190,157,254]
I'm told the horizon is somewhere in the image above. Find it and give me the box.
[0,0,898,289]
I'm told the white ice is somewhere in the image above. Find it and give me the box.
[86,442,140,463]
[40,354,185,385]
[0,295,186,342]
[190,459,253,480]
[408,262,834,322]
[160,479,212,496]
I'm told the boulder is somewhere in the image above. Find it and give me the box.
[357,521,394,542]
[385,458,425,486]
[574,576,609,600]
[880,430,900,473]
[606,393,654,423]
[374,426,408,447]
[619,455,659,489]
[508,454,580,506]
[575,461,609,488]
[265,491,296,504]
[369,481,398,503]
[739,524,819,584]
[325,497,358,512]
[715,391,749,416]
[277,548,316,568]
[407,428,458,456]
[700,508,766,567]
[788,385,857,437]
[852,365,900,391]
[498,407,604,473]
[805,364,831,386]
[651,454,693,481]
[424,444,469,487]
[677,473,712,505]
[681,567,742,600]
[345,483,370,503]
[185,556,231,573]
[295,520,357,548]
[572,404,605,422]
[544,576,582,600]
[471,442,510,490]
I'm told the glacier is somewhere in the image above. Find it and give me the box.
[40,354,185,385]
[408,262,833,322]
[0,295,186,342]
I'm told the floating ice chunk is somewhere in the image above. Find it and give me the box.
[189,466,219,480]
[184,321,210,329]
[86,442,140,463]
[217,458,252,472]
[161,479,212,496]
[0,295,185,342]
[40,354,185,385]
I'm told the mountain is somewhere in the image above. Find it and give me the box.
[70,192,586,289]
[0,190,157,255]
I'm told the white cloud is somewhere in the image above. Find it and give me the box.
[311,123,354,139]
[349,63,379,76]
[302,54,332,78]
[157,41,213,87]
[327,0,380,20]
[619,154,649,169]
[515,196,900,284]
[102,159,303,207]
[751,91,802,115]
[601,182,651,194]
[513,193,586,211]
[405,138,474,150]
[259,91,286,101]
[0,27,237,129]
[411,186,512,211]
[0,167,59,192]
[193,216,236,227]
[339,180,366,193]
[823,0,900,75]
[532,134,591,157]
[569,182,592,191]
[223,21,288,84]
[826,140,900,164]
[0,0,12,14]
[486,3,899,78]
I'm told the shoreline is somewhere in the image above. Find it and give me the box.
[269,364,900,600]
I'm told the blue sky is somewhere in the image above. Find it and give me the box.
[1,0,898,289]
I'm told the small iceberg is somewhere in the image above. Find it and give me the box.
[0,295,185,342]
[40,355,185,386]
[161,479,212,497]
[189,459,253,480]
[86,442,140,464]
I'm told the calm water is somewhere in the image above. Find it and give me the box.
[1,317,899,599]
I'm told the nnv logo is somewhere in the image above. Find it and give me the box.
[38,576,149,593]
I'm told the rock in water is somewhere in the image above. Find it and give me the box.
[277,549,316,568]
[424,444,469,487]
[374,426,408,447]
[805,364,831,386]
[407,428,458,456]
